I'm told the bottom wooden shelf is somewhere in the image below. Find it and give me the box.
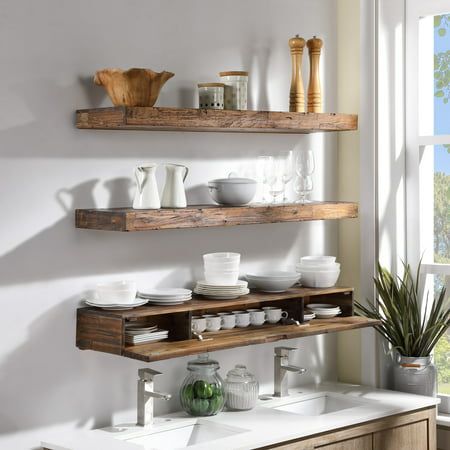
[123,316,378,362]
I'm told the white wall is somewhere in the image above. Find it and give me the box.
[0,1,340,448]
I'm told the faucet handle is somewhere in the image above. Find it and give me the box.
[274,347,297,357]
[138,368,162,382]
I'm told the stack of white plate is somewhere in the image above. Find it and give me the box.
[296,256,341,288]
[125,324,169,345]
[246,271,300,293]
[138,288,192,305]
[194,280,249,300]
[303,311,316,321]
[85,297,148,310]
[306,303,342,318]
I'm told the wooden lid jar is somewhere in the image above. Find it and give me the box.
[219,71,249,110]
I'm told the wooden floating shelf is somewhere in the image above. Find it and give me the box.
[76,106,358,134]
[75,202,358,232]
[76,286,380,362]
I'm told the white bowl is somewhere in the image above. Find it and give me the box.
[246,271,300,280]
[300,256,336,266]
[203,252,240,263]
[247,276,300,293]
[300,270,340,288]
[96,280,137,304]
[204,260,240,271]
[296,263,341,272]
[204,271,240,285]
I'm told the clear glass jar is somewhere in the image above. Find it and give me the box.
[179,354,225,416]
[224,364,259,411]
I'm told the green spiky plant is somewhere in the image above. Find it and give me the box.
[355,261,450,357]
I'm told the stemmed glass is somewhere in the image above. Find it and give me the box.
[257,156,273,203]
[294,149,315,203]
[264,156,285,204]
[280,150,294,203]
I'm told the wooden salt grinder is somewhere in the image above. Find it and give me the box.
[307,36,323,113]
[289,35,306,112]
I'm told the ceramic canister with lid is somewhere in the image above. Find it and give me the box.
[219,71,248,110]
[224,364,259,410]
[198,83,224,109]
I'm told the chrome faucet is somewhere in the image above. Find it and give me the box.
[274,347,307,397]
[137,368,171,427]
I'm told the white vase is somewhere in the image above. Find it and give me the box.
[132,164,160,209]
[161,164,189,208]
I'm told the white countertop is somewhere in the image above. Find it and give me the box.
[41,382,439,450]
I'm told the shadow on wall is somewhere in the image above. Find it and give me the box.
[0,179,315,287]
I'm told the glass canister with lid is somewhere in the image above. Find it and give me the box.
[179,354,225,416]
[198,83,225,109]
[224,364,259,411]
[219,71,248,110]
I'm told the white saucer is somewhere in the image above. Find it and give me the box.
[85,298,148,309]
[196,280,248,289]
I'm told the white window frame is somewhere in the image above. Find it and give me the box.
[406,0,450,411]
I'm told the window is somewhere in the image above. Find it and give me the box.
[407,1,450,406]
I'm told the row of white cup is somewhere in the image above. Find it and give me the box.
[192,307,289,333]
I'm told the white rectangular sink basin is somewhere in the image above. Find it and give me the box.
[124,420,247,449]
[273,394,365,416]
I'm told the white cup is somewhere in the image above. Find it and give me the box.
[247,309,266,326]
[217,312,236,329]
[232,310,250,328]
[262,307,288,324]
[203,314,222,332]
[192,316,207,333]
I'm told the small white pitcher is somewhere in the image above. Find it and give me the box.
[161,163,189,208]
[132,163,160,209]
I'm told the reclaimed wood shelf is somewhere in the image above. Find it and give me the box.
[76,107,358,134]
[76,286,380,362]
[75,202,358,232]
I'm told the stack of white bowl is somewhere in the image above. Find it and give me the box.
[246,271,300,293]
[85,281,148,310]
[203,252,241,285]
[296,256,340,288]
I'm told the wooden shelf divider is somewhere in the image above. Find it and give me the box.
[76,107,358,134]
[75,202,358,232]
[76,286,379,362]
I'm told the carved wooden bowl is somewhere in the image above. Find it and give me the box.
[94,68,174,107]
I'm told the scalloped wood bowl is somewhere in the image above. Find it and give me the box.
[94,68,174,107]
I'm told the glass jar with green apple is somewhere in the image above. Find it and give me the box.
[179,354,225,416]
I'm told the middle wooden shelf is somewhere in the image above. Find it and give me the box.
[76,286,379,362]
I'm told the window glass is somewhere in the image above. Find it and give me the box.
[434,14,450,135]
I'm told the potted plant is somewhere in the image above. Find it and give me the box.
[355,261,449,397]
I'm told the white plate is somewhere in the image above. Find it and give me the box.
[196,280,248,289]
[147,301,187,306]
[195,289,247,295]
[125,331,168,338]
[138,288,192,298]
[314,311,342,318]
[307,303,339,310]
[143,297,192,302]
[194,289,250,300]
[85,298,148,309]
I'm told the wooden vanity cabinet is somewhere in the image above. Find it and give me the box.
[263,407,436,450]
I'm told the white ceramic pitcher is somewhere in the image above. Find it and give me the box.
[132,163,160,209]
[161,163,189,208]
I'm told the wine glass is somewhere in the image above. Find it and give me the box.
[257,156,273,203]
[279,150,294,203]
[264,156,284,203]
[294,149,315,203]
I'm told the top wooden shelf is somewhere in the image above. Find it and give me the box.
[76,107,358,134]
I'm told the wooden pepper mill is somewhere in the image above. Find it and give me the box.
[307,36,323,113]
[289,34,306,112]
